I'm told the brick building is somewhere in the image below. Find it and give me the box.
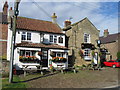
[63,18,100,66]
[100,29,120,60]
[0,1,8,59]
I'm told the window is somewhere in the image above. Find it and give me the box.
[40,33,44,43]
[21,32,26,40]
[42,51,47,59]
[20,50,36,57]
[84,49,90,56]
[21,32,31,41]
[56,52,64,57]
[58,36,63,43]
[27,33,31,40]
[54,35,57,43]
[50,35,53,42]
[84,33,90,43]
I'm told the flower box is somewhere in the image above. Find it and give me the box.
[19,56,40,63]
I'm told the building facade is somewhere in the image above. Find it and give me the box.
[0,2,8,60]
[100,29,120,60]
[63,18,100,66]
[7,11,68,70]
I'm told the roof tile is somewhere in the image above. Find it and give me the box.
[16,17,63,34]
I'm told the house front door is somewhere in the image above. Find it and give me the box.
[94,52,98,64]
[41,49,48,67]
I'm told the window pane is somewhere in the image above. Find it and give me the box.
[21,32,26,40]
[50,35,53,42]
[59,36,63,43]
[27,33,31,40]
[20,50,25,56]
[54,36,57,43]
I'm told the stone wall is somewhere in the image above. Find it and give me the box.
[101,41,118,60]
[65,18,99,66]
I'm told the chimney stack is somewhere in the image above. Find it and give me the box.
[3,1,8,15]
[64,20,71,27]
[8,7,14,23]
[51,13,57,24]
[104,29,109,37]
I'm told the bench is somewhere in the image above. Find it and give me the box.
[22,64,42,76]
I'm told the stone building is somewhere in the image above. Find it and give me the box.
[100,29,120,60]
[0,1,8,59]
[63,17,100,66]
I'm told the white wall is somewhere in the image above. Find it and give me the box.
[48,49,68,69]
[7,25,12,61]
[14,47,41,69]
[15,30,65,46]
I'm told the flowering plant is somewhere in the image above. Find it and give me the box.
[78,49,84,58]
[19,56,39,63]
[50,57,67,63]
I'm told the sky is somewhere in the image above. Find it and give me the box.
[1,0,119,36]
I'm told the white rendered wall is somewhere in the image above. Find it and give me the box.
[7,25,12,61]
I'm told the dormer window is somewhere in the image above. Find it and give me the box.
[58,36,63,43]
[21,32,31,41]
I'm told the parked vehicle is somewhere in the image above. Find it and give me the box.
[103,60,120,68]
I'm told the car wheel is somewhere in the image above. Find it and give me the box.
[112,65,116,68]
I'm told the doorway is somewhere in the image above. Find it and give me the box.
[41,48,48,67]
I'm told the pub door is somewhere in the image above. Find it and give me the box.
[41,49,48,67]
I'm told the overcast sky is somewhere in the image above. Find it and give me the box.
[1,0,119,36]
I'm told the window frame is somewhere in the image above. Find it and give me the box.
[21,32,31,41]
[50,35,53,42]
[84,33,90,43]
[58,36,63,43]
[84,49,91,57]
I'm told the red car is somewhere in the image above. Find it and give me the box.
[103,60,120,68]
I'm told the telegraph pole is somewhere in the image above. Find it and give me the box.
[9,0,21,83]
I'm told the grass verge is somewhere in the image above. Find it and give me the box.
[2,75,26,89]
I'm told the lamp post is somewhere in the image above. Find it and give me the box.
[9,0,21,83]
[96,40,101,68]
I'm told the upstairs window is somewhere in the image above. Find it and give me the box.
[21,32,31,41]
[50,35,53,42]
[84,33,90,43]
[58,36,63,43]
[27,33,31,40]
[21,32,26,40]
[40,33,44,43]
[54,35,57,43]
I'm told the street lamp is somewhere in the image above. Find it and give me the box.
[9,0,21,83]
[97,40,101,48]
[96,40,101,68]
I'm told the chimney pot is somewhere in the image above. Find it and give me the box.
[64,20,71,27]
[51,13,57,24]
[3,1,8,15]
[104,29,109,37]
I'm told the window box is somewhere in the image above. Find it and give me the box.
[19,56,40,63]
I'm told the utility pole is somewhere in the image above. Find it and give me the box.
[9,0,21,83]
